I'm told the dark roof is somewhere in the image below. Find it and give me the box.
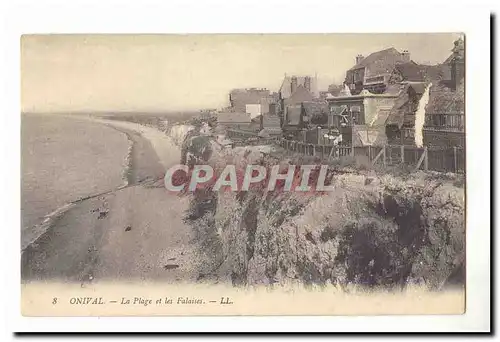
[348,48,405,76]
[393,62,444,83]
[386,82,428,127]
[426,80,465,114]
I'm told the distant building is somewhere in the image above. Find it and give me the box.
[216,111,252,130]
[284,84,315,107]
[228,88,276,115]
[277,75,318,121]
[279,75,318,99]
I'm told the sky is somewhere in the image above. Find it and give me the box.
[21,33,462,113]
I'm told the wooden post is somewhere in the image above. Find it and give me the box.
[371,147,384,166]
[383,145,386,168]
[453,146,458,173]
[368,145,372,161]
[328,145,335,161]
[401,145,405,164]
[424,146,429,171]
[414,148,426,172]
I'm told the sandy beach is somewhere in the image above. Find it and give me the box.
[21,117,214,285]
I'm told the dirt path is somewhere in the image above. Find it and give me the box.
[21,121,207,285]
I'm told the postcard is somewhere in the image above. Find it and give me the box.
[19,33,469,319]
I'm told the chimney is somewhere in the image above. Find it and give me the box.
[356,54,364,64]
[402,50,410,62]
[304,76,311,92]
[451,38,465,90]
[291,76,298,94]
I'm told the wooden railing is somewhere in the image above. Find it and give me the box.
[275,138,465,174]
[224,130,465,174]
[424,113,465,132]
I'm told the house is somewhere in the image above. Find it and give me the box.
[385,38,465,147]
[385,82,429,145]
[385,80,465,148]
[423,79,465,147]
[277,75,318,118]
[282,100,328,141]
[326,90,399,146]
[345,48,412,95]
[278,75,318,99]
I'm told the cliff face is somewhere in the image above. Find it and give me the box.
[213,177,462,289]
[167,124,465,291]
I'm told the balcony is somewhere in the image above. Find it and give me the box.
[424,113,465,132]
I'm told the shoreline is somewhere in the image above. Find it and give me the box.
[21,117,209,285]
[21,115,165,252]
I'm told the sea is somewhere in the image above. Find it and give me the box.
[21,114,130,249]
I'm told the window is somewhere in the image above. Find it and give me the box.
[350,105,364,125]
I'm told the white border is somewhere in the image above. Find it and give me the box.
[1,0,492,334]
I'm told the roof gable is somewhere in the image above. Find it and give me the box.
[279,75,317,98]
[284,84,314,105]
[391,62,444,84]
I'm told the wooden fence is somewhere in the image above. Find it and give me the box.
[275,138,465,174]
[225,129,465,174]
